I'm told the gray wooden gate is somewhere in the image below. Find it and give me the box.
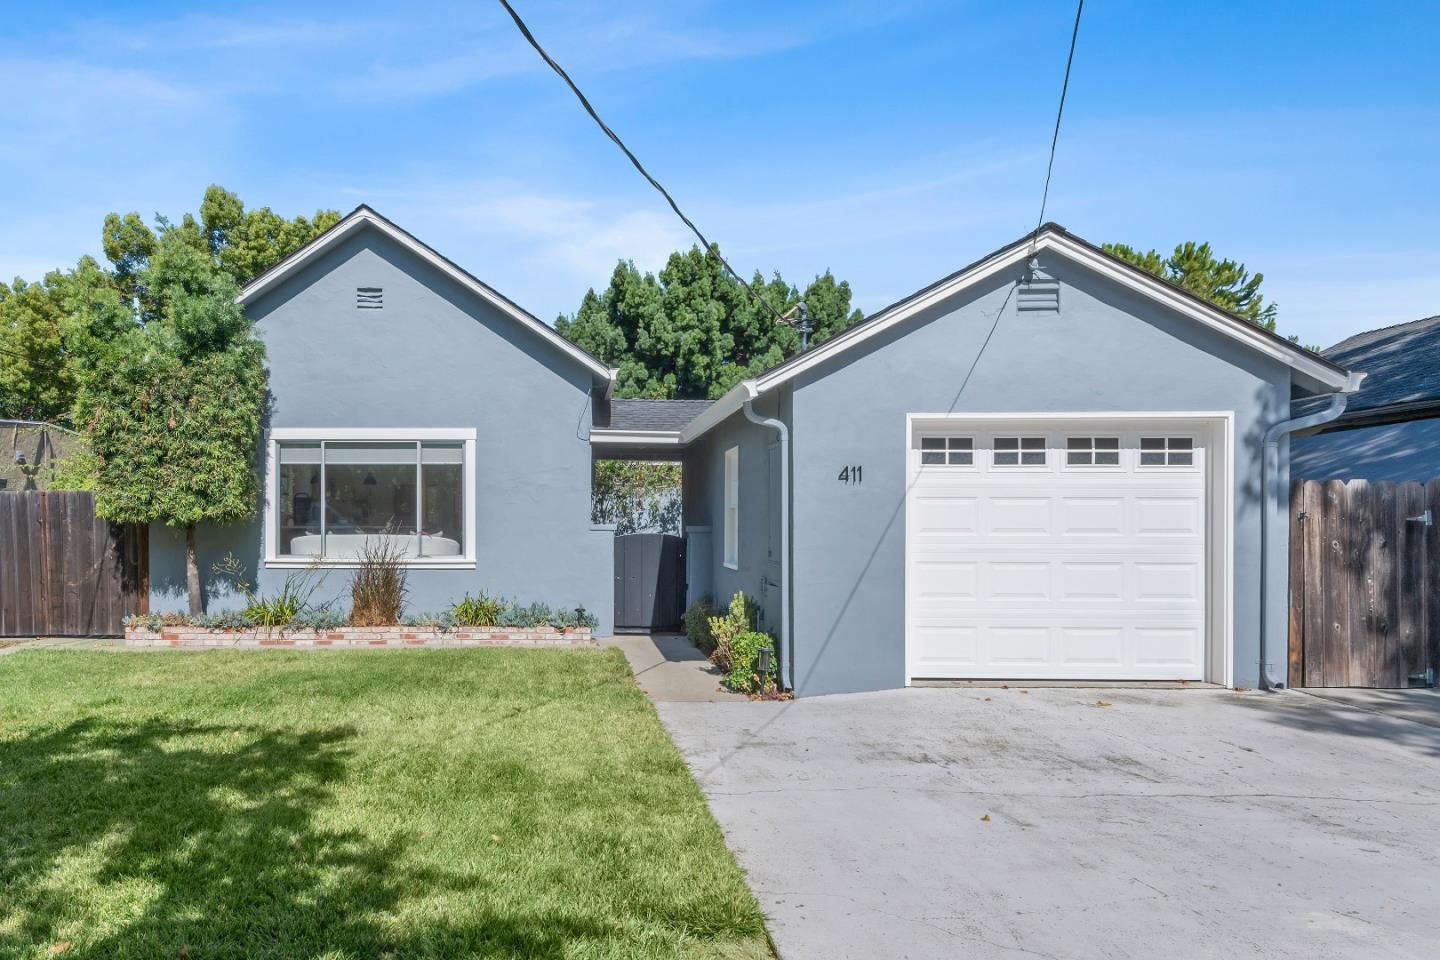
[0,491,145,637]
[613,533,686,633]
[1289,479,1440,687]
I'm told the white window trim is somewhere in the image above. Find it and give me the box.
[264,427,478,569]
[723,445,740,570]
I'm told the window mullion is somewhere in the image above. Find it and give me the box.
[319,441,328,559]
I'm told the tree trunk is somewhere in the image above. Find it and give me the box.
[185,524,202,615]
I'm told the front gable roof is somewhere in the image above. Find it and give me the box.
[681,224,1360,443]
[237,205,613,382]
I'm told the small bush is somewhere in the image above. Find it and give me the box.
[401,611,457,630]
[349,536,409,626]
[683,597,715,652]
[708,591,758,674]
[288,607,347,630]
[450,592,503,627]
[725,630,777,695]
[195,610,256,629]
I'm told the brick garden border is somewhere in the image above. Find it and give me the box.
[125,624,595,649]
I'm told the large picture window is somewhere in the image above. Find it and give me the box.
[270,430,473,564]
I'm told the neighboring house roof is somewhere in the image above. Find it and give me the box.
[237,205,614,382]
[681,223,1359,443]
[1320,315,1440,421]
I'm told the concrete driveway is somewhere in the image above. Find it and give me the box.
[657,687,1440,960]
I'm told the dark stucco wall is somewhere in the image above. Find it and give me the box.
[148,224,613,630]
[785,249,1294,696]
[683,391,786,637]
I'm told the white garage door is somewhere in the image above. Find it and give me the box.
[906,420,1209,681]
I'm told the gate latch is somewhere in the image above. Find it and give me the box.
[1406,509,1433,527]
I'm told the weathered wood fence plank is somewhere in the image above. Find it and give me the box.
[1290,479,1437,687]
[0,491,142,637]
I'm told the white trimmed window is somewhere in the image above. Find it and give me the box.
[724,446,740,569]
[1140,436,1194,466]
[920,436,974,466]
[268,429,476,566]
[1066,436,1120,466]
[994,436,1046,466]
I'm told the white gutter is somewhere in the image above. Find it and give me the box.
[741,385,792,691]
[1258,372,1366,689]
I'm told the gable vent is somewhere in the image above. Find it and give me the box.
[1017,276,1059,313]
[356,286,383,309]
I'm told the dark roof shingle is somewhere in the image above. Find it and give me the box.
[598,398,714,432]
[1323,315,1440,413]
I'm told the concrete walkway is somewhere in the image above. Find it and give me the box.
[602,634,749,702]
[659,685,1440,960]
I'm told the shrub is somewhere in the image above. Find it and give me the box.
[683,597,715,652]
[349,536,409,626]
[401,611,456,630]
[288,606,347,630]
[725,630,777,695]
[195,610,255,629]
[450,592,503,627]
[708,591,758,674]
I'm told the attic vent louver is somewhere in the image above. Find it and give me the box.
[1017,274,1059,313]
[356,287,383,309]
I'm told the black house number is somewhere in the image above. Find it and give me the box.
[837,465,863,484]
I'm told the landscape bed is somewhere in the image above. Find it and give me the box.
[0,648,771,959]
[125,623,595,647]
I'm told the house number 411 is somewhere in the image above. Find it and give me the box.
[837,465,863,484]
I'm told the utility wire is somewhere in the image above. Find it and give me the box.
[1030,0,1084,255]
[496,0,788,324]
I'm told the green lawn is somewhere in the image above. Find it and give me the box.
[0,649,770,960]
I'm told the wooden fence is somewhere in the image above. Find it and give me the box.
[1289,479,1440,687]
[0,492,145,637]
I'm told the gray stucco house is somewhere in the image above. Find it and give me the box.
[155,208,1361,697]
[151,206,620,629]
[1291,315,1440,482]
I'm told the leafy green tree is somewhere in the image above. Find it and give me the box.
[0,257,132,422]
[557,246,863,399]
[74,226,268,613]
[3,187,337,426]
[1104,240,1278,330]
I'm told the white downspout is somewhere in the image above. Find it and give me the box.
[1258,373,1365,689]
[742,387,792,691]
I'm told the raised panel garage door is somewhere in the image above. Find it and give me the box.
[906,421,1208,681]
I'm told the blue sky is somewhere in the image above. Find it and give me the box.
[2,0,1437,348]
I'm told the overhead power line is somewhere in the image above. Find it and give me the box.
[496,0,788,324]
[1031,0,1084,253]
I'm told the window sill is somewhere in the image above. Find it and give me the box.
[264,558,477,571]
[723,561,739,571]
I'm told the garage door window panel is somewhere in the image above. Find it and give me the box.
[920,436,974,467]
[994,437,1046,467]
[1066,437,1120,467]
[1140,437,1196,468]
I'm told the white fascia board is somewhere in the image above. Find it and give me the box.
[722,230,1352,409]
[237,208,613,382]
[678,382,756,444]
[1045,235,1351,393]
[589,429,684,446]
[753,244,1033,393]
